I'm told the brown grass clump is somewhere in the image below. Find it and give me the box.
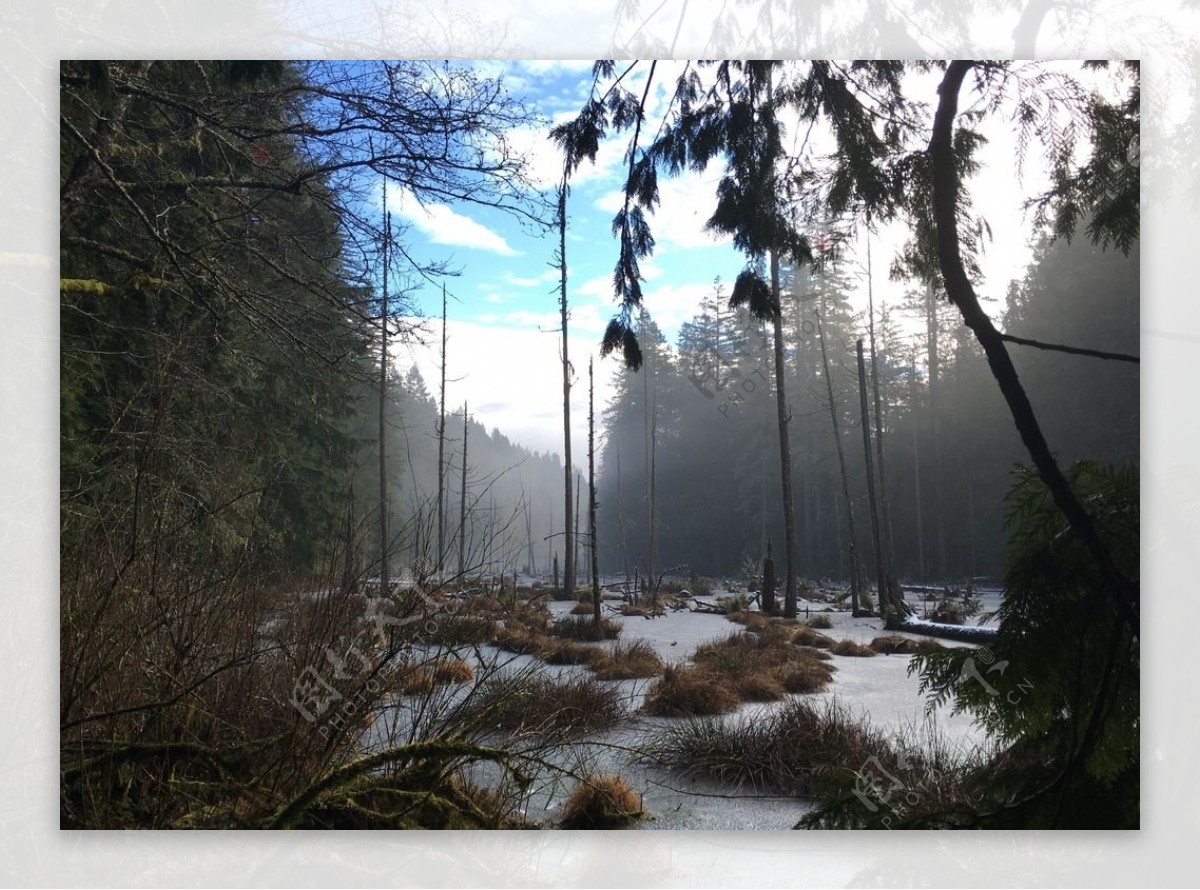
[399,657,475,694]
[460,594,505,617]
[561,774,644,829]
[829,639,877,657]
[640,698,888,796]
[642,664,741,717]
[804,613,834,629]
[550,614,623,641]
[619,602,665,618]
[792,624,835,649]
[870,634,943,655]
[643,629,836,715]
[725,610,768,629]
[541,639,608,667]
[772,657,838,694]
[491,623,548,655]
[570,600,596,615]
[457,671,626,737]
[592,639,664,680]
[433,614,496,646]
[694,630,836,701]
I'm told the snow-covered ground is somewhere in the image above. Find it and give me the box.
[364,588,1000,829]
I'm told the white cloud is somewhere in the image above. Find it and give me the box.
[503,269,560,288]
[390,186,519,256]
[394,317,621,461]
[593,169,733,253]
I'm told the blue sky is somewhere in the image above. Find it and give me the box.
[384,60,1066,461]
[387,60,752,460]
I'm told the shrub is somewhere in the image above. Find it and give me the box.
[829,639,877,657]
[714,592,749,614]
[561,774,643,828]
[550,614,622,641]
[592,639,664,680]
[928,601,966,625]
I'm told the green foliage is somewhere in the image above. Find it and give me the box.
[909,461,1138,824]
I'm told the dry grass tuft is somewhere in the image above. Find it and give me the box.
[592,639,664,680]
[792,624,835,649]
[869,634,943,655]
[725,610,768,629]
[399,657,475,694]
[453,671,626,738]
[804,613,834,629]
[644,629,836,715]
[560,774,644,829]
[550,614,623,641]
[640,698,888,795]
[829,639,877,657]
[541,639,608,667]
[642,664,741,717]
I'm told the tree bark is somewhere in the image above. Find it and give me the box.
[458,401,468,584]
[436,282,447,582]
[930,60,1139,636]
[589,358,601,626]
[558,184,575,600]
[858,339,893,625]
[816,308,861,614]
[770,250,799,618]
[379,196,390,597]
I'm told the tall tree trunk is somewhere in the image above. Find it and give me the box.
[616,443,630,582]
[770,250,799,618]
[910,352,926,581]
[642,317,656,587]
[858,339,893,625]
[649,398,658,594]
[816,308,861,614]
[558,183,575,600]
[524,494,536,576]
[589,358,601,625]
[379,195,390,596]
[930,61,1138,636]
[574,470,582,589]
[436,282,447,582]
[458,401,468,584]
[866,237,896,568]
[926,279,947,580]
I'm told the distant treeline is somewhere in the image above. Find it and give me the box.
[594,235,1138,583]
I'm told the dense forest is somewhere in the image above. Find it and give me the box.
[60,59,1139,831]
[595,234,1138,582]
